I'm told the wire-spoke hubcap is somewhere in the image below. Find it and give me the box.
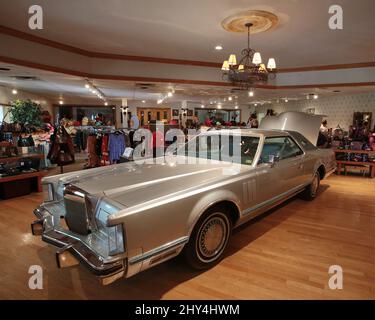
[197,214,228,262]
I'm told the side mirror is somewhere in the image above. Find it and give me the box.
[268,155,280,167]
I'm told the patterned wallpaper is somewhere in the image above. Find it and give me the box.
[256,92,375,130]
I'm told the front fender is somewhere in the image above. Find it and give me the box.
[186,189,242,236]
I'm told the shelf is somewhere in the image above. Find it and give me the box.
[0,153,44,163]
[334,149,375,155]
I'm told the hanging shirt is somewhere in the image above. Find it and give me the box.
[109,133,126,164]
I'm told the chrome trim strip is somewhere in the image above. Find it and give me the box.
[128,236,189,265]
[325,167,336,179]
[241,183,307,216]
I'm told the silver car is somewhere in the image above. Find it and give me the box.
[31,114,336,285]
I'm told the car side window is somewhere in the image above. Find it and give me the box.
[280,137,304,159]
[259,136,303,164]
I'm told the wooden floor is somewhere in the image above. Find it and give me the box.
[0,173,374,299]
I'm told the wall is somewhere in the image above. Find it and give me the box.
[0,85,53,122]
[256,92,375,130]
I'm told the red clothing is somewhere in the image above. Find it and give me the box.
[152,131,165,148]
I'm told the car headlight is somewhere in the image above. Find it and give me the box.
[42,183,54,202]
[96,204,125,256]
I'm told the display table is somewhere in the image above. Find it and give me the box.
[0,170,48,198]
[334,149,375,178]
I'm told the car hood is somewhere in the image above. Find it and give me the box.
[260,111,323,145]
[58,158,244,207]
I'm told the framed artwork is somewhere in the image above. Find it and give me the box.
[172,109,179,117]
[306,108,315,115]
[187,109,193,117]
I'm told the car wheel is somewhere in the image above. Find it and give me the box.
[300,171,320,200]
[184,206,232,270]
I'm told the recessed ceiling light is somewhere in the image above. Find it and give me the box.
[12,89,17,95]
[215,45,223,51]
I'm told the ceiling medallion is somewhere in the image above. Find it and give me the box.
[221,10,278,89]
[221,10,278,34]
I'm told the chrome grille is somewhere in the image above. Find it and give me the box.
[63,184,91,235]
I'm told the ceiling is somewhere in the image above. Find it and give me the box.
[1,0,375,68]
[1,63,374,108]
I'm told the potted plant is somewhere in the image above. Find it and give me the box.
[9,99,43,132]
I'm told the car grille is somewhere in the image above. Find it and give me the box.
[63,184,92,235]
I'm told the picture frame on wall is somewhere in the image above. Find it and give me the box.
[172,109,179,117]
[306,108,315,115]
[187,109,193,117]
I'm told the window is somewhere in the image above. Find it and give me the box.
[287,131,317,151]
[260,136,303,163]
[178,134,260,165]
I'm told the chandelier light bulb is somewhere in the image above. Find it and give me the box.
[228,96,232,101]
[249,90,254,97]
[12,89,17,95]
[59,100,63,105]
[157,99,163,104]
[201,104,205,108]
[235,106,238,109]
[228,54,237,66]
[252,52,262,65]
[221,60,230,71]
[314,94,319,100]
[267,58,276,70]
[85,84,90,89]
[167,92,173,97]
[285,99,289,103]
[142,100,146,103]
[104,102,108,106]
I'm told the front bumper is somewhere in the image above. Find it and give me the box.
[32,205,127,284]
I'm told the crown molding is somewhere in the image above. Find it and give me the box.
[1,25,375,73]
[1,55,375,90]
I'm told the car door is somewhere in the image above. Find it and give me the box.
[255,136,304,204]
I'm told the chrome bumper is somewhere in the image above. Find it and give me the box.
[32,205,127,284]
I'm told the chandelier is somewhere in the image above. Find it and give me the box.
[221,23,276,88]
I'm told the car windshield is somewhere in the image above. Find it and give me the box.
[177,133,260,165]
